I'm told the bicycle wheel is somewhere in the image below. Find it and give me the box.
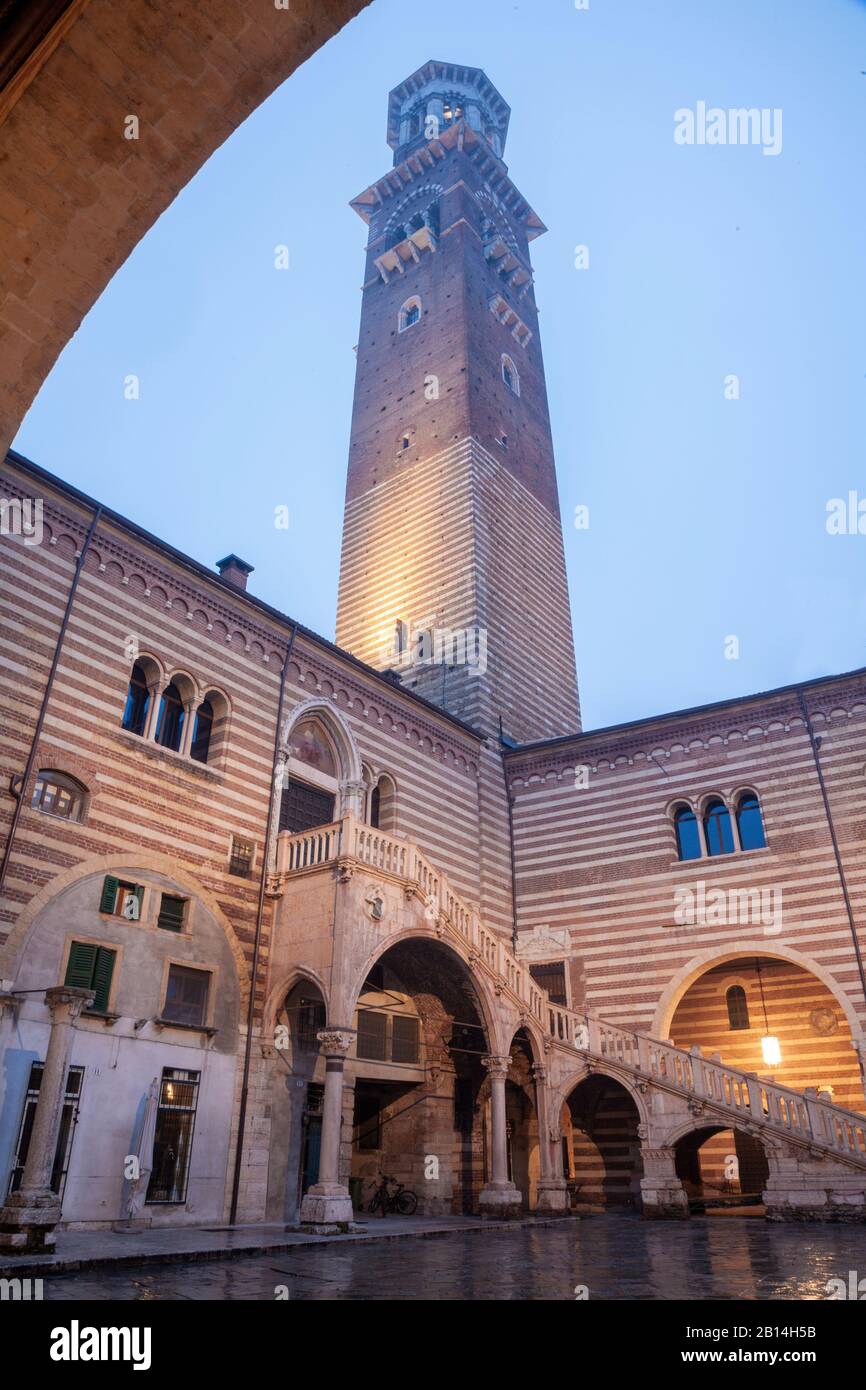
[367,1190,382,1214]
[395,1189,417,1215]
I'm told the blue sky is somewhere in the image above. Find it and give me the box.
[14,0,866,731]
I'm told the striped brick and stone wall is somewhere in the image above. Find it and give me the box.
[507,676,866,1103]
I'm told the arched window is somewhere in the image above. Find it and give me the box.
[190,699,213,764]
[122,661,151,736]
[501,354,520,396]
[736,791,766,851]
[673,804,701,861]
[154,682,185,753]
[280,719,339,833]
[726,985,750,1030]
[398,297,421,332]
[368,774,397,833]
[31,770,86,822]
[703,798,734,856]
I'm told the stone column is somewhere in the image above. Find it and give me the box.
[338,779,366,820]
[299,1029,355,1230]
[478,1055,522,1218]
[638,1143,690,1219]
[0,985,93,1253]
[533,1065,569,1214]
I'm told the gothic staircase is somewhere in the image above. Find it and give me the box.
[274,815,866,1173]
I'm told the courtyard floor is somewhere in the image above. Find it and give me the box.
[22,1211,866,1300]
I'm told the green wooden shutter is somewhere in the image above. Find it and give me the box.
[132,885,145,918]
[99,876,119,914]
[64,942,97,991]
[157,895,185,932]
[91,948,116,1013]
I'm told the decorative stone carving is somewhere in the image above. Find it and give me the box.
[515,924,570,962]
[316,1029,355,1056]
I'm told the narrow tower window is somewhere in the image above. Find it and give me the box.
[398,297,421,332]
[501,354,520,396]
[726,985,750,1031]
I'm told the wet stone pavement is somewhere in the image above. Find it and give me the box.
[42,1212,866,1301]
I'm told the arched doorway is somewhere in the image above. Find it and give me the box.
[563,1074,644,1210]
[348,937,493,1216]
[668,955,864,1112]
[674,1124,769,1212]
[266,977,328,1224]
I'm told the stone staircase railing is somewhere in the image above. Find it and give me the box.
[274,816,866,1170]
[573,1012,866,1169]
[275,816,549,1023]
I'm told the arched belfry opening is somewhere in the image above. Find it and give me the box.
[348,938,492,1216]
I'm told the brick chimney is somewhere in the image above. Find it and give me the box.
[216,554,254,591]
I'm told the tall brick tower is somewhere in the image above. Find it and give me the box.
[336,60,580,748]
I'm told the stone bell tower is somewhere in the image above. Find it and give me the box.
[336,59,580,746]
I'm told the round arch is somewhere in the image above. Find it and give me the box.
[552,1060,651,1132]
[281,697,363,785]
[347,927,501,1054]
[504,1016,548,1069]
[0,851,250,1007]
[262,965,331,1040]
[653,942,865,1045]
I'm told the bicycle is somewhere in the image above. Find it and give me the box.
[367,1173,418,1217]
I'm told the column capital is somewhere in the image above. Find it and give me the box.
[482,1053,511,1080]
[316,1028,355,1057]
[531,1064,548,1084]
[44,985,93,1021]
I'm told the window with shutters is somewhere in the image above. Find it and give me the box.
[391,1014,420,1064]
[162,965,210,1027]
[64,942,116,1013]
[157,894,187,933]
[356,1008,388,1061]
[99,875,144,920]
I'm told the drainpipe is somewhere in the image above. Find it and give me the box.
[797,689,866,1008]
[498,717,519,954]
[229,623,297,1225]
[0,502,102,900]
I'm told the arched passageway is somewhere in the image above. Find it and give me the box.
[563,1074,644,1210]
[348,938,492,1216]
[669,956,864,1111]
[674,1125,769,1211]
[266,977,328,1224]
